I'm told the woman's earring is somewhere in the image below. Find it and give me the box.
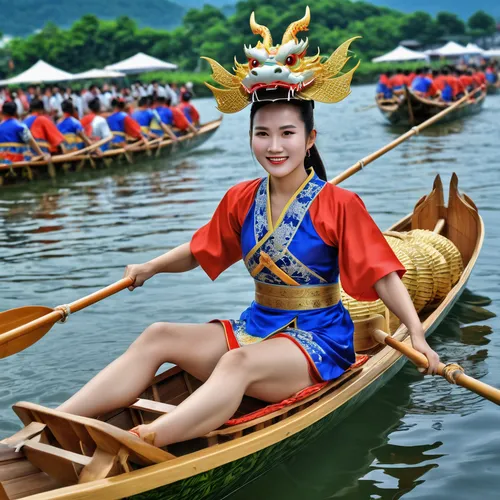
[306,149,311,157]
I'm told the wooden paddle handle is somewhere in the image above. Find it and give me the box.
[373,329,500,406]
[67,277,135,314]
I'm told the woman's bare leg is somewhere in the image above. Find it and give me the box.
[57,322,227,417]
[139,337,315,447]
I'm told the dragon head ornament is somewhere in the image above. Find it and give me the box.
[202,6,360,113]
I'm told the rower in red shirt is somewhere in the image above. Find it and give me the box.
[404,70,416,87]
[459,70,474,93]
[23,99,65,154]
[420,70,439,99]
[178,92,200,127]
[389,69,405,95]
[164,97,197,135]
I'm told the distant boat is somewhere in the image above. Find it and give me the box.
[376,88,486,126]
[0,118,222,186]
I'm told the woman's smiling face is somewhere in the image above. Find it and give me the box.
[251,103,315,179]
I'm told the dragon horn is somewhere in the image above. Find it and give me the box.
[250,11,273,49]
[281,6,311,45]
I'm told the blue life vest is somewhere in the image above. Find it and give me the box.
[0,118,31,163]
[131,109,157,136]
[441,84,453,102]
[411,76,431,93]
[57,116,85,151]
[107,111,128,144]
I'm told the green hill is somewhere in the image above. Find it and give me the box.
[0,0,185,36]
[371,0,500,19]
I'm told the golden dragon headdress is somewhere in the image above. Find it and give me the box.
[202,6,360,114]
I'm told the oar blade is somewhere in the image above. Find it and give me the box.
[0,306,54,359]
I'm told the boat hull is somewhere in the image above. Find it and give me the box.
[0,119,222,186]
[376,89,486,126]
[131,354,409,500]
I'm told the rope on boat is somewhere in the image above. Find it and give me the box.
[443,362,465,384]
[55,304,71,323]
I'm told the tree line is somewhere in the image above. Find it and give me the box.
[1,0,497,79]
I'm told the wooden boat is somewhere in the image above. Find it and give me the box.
[0,173,484,500]
[376,87,486,126]
[486,82,500,95]
[0,118,222,186]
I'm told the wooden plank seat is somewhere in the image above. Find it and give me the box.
[129,399,177,415]
[7,402,175,487]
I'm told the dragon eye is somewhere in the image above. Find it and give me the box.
[285,55,298,66]
[249,58,260,68]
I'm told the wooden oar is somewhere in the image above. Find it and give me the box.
[0,136,113,171]
[0,277,133,359]
[356,104,378,112]
[372,329,500,405]
[330,86,483,185]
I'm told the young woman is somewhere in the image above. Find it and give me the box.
[58,96,440,446]
[58,9,440,447]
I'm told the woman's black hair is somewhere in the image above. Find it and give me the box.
[249,98,327,181]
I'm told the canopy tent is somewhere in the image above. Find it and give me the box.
[104,52,177,74]
[70,68,126,80]
[484,48,500,58]
[0,60,74,85]
[372,45,429,63]
[425,41,471,57]
[465,43,485,55]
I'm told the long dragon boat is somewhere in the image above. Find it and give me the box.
[0,118,222,186]
[0,172,484,500]
[376,88,486,126]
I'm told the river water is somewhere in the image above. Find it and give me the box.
[0,85,498,499]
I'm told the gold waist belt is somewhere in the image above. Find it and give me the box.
[255,282,340,311]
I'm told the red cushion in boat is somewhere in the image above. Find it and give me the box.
[226,354,369,426]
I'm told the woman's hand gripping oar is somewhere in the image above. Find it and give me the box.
[0,277,134,359]
[372,329,500,406]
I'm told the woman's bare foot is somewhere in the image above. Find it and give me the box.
[129,425,157,446]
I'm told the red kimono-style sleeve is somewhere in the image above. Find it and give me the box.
[311,184,405,301]
[190,179,261,280]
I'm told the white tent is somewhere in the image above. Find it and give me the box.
[425,41,470,57]
[104,52,177,74]
[484,48,500,58]
[372,45,429,63]
[70,68,126,80]
[465,43,485,55]
[0,60,74,85]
